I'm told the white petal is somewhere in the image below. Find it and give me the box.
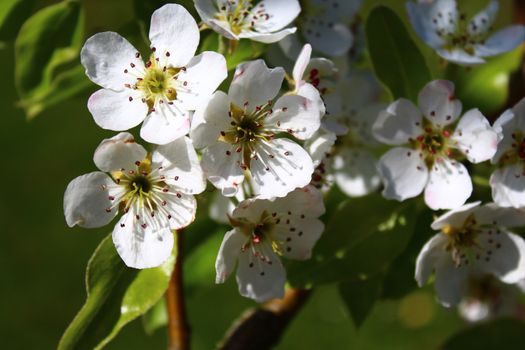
[64,172,118,228]
[477,231,525,284]
[415,233,447,286]
[430,201,481,230]
[490,164,525,208]
[87,89,147,131]
[406,1,446,49]
[265,185,326,218]
[377,147,429,201]
[349,103,387,146]
[425,158,472,210]
[164,192,197,230]
[473,203,525,228]
[152,137,206,195]
[80,32,144,90]
[236,246,286,302]
[250,139,314,199]
[372,99,423,145]
[240,27,297,44]
[140,102,190,145]
[334,149,381,197]
[492,109,517,164]
[434,257,469,307]
[304,129,336,167]
[209,192,238,224]
[476,26,525,57]
[273,218,324,260]
[467,0,499,37]
[194,0,238,40]
[451,109,498,163]
[301,21,353,57]
[201,142,245,197]
[177,51,227,111]
[293,44,312,87]
[418,80,462,127]
[265,94,322,140]
[112,213,174,269]
[436,48,486,66]
[93,132,147,172]
[149,4,199,67]
[190,91,231,149]
[229,60,284,110]
[215,228,246,283]
[253,0,300,32]
[296,83,326,119]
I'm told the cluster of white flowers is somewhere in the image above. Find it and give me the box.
[62,0,525,309]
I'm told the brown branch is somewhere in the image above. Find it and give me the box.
[219,288,312,350]
[166,230,190,350]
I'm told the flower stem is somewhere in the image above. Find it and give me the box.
[166,230,190,350]
[219,288,311,350]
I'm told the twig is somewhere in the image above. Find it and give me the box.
[166,230,190,350]
[219,288,312,350]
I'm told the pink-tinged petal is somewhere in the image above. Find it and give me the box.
[373,99,423,145]
[451,109,498,163]
[377,147,429,201]
[250,139,314,199]
[425,158,472,210]
[215,228,246,283]
[149,4,199,67]
[87,89,147,131]
[229,60,284,110]
[236,246,286,302]
[140,102,190,145]
[418,80,462,127]
[490,164,525,208]
[177,51,227,111]
[64,172,119,228]
[152,137,206,195]
[201,142,245,197]
[80,32,144,90]
[93,132,147,172]
[112,213,174,269]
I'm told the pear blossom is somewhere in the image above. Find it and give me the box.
[279,0,363,58]
[191,59,321,199]
[407,0,525,65]
[416,202,525,307]
[373,80,499,210]
[490,98,525,208]
[458,275,525,322]
[195,0,300,44]
[64,132,205,268]
[215,186,325,302]
[81,4,227,145]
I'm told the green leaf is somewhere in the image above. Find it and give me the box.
[443,319,525,350]
[287,194,420,287]
[14,0,88,118]
[339,275,383,328]
[365,5,431,101]
[141,298,168,336]
[445,47,524,115]
[58,234,176,350]
[0,0,35,43]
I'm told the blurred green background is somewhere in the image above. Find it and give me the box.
[1,0,523,349]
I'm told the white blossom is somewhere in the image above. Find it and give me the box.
[191,59,322,199]
[407,0,525,65]
[215,186,325,302]
[415,202,525,307]
[81,4,227,144]
[64,133,205,268]
[195,0,300,43]
[373,80,499,210]
[490,98,525,208]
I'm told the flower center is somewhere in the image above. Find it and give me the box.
[412,125,453,166]
[499,131,525,167]
[134,55,179,111]
[215,0,270,35]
